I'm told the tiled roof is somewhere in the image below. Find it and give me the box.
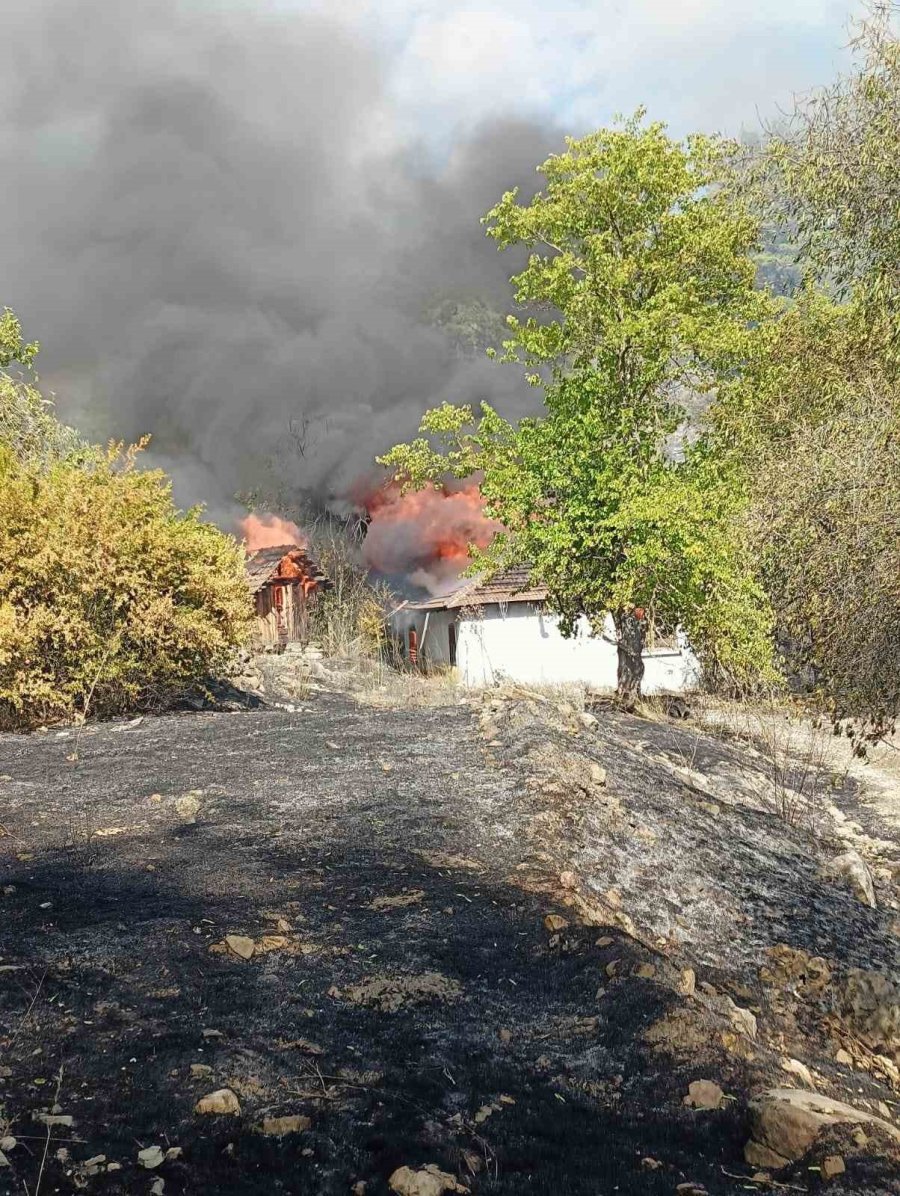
[245,544,331,594]
[402,565,547,612]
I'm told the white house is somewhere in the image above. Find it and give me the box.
[390,566,701,692]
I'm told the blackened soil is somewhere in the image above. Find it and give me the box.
[0,698,892,1194]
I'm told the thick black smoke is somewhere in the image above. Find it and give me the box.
[0,0,559,525]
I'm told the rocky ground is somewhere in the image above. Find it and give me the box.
[0,670,898,1195]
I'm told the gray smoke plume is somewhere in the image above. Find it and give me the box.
[0,0,559,527]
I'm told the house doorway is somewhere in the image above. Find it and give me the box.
[448,622,457,667]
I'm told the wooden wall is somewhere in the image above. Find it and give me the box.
[253,582,311,648]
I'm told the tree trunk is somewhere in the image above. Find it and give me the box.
[615,608,645,706]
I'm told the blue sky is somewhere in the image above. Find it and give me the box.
[290,0,858,142]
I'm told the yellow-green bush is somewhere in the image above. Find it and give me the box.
[0,441,252,729]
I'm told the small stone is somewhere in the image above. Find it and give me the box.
[150,1179,165,1196]
[683,1080,724,1110]
[260,1114,311,1136]
[190,1063,213,1077]
[224,934,255,960]
[634,963,656,979]
[137,1145,165,1169]
[589,763,607,786]
[543,914,569,932]
[727,1000,757,1040]
[498,1027,512,1043]
[822,1155,845,1179]
[677,968,696,997]
[579,712,598,729]
[780,1057,815,1088]
[559,870,578,890]
[820,850,877,908]
[0,1151,8,1169]
[388,1164,470,1195]
[595,936,614,947]
[834,1048,853,1066]
[195,1088,241,1116]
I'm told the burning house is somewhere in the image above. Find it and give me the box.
[391,566,700,693]
[245,544,331,649]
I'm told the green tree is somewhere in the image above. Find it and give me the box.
[718,5,900,739]
[0,308,84,467]
[0,309,252,729]
[753,3,900,356]
[381,116,775,698]
[715,288,900,740]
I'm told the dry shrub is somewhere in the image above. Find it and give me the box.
[696,694,843,826]
[302,516,394,661]
[0,442,252,729]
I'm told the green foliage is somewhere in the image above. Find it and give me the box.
[0,307,252,729]
[750,4,900,355]
[0,308,39,368]
[714,289,900,735]
[424,296,508,358]
[0,443,253,729]
[0,310,84,468]
[718,6,900,735]
[382,115,777,691]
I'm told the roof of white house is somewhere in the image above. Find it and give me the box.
[399,565,547,612]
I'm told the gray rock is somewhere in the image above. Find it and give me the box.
[842,968,900,1054]
[746,1087,900,1164]
[821,850,877,908]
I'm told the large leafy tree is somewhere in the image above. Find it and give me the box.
[381,116,775,698]
[714,291,900,738]
[753,3,900,357]
[717,5,900,739]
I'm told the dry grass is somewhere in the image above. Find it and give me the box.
[354,665,463,709]
[684,692,846,826]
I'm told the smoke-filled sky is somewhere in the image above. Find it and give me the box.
[0,0,857,526]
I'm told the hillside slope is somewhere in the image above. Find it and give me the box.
[0,691,897,1194]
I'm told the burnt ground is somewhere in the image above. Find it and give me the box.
[0,691,898,1195]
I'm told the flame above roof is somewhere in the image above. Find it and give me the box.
[245,544,331,595]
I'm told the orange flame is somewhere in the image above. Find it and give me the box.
[240,512,306,551]
[361,479,500,594]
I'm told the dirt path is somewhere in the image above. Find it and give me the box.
[0,697,896,1194]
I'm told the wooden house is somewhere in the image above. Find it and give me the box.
[245,544,331,649]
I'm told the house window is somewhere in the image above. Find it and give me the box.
[448,623,457,666]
